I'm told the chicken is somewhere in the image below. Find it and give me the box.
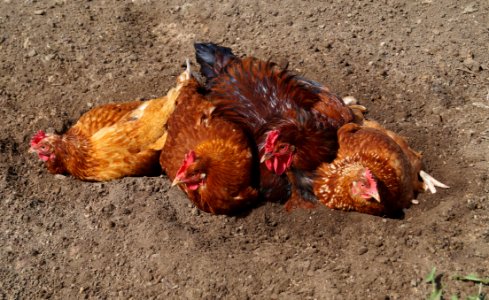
[29,68,189,181]
[194,42,354,210]
[313,122,449,217]
[159,63,259,215]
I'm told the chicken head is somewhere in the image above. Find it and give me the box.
[29,130,56,162]
[172,150,207,191]
[260,129,295,176]
[350,168,381,203]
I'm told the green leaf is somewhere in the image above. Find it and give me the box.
[426,267,437,283]
[453,274,489,285]
[450,295,459,300]
[428,288,442,300]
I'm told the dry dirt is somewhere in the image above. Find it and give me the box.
[1,0,489,299]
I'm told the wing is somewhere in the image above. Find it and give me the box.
[72,100,142,136]
[362,119,423,171]
[209,58,323,132]
[296,77,354,127]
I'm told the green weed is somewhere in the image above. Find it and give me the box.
[425,267,487,300]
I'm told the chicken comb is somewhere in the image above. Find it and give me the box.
[264,130,280,153]
[364,168,377,190]
[30,130,46,147]
[176,150,197,179]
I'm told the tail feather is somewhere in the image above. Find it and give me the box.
[194,42,237,80]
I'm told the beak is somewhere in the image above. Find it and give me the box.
[171,177,183,187]
[28,147,36,153]
[260,152,273,163]
[370,191,381,203]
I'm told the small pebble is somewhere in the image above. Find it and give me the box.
[44,54,55,62]
[463,3,478,14]
[358,246,368,255]
[191,207,200,216]
[410,279,419,287]
[466,200,477,210]
[34,10,46,15]
[27,49,37,57]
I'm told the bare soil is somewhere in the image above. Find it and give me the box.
[1,0,488,299]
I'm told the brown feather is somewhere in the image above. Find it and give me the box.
[361,119,425,193]
[73,101,142,136]
[160,78,259,215]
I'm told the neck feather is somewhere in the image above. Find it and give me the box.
[316,158,365,205]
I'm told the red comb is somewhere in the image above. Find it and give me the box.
[30,130,46,147]
[175,150,196,179]
[265,130,280,153]
[364,168,377,190]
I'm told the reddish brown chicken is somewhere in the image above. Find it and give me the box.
[314,122,449,217]
[159,66,259,215]
[29,68,188,181]
[195,42,355,210]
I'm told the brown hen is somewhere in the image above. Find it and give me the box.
[314,122,448,217]
[159,65,259,215]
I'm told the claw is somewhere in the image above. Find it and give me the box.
[349,104,367,113]
[419,170,450,194]
[348,104,367,115]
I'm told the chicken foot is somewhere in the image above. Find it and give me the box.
[419,170,450,194]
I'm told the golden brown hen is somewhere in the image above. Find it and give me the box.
[314,122,448,217]
[159,64,259,215]
[29,69,188,181]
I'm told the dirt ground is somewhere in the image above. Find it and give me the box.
[1,0,488,299]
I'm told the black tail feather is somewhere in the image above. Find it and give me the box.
[194,42,237,80]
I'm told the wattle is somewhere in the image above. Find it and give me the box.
[186,182,202,191]
[273,157,288,175]
[264,154,293,175]
[39,154,50,162]
[265,159,273,172]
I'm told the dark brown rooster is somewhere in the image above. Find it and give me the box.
[159,64,259,215]
[195,42,355,210]
[314,122,449,217]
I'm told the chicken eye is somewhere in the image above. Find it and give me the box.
[188,170,199,177]
[277,144,289,153]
